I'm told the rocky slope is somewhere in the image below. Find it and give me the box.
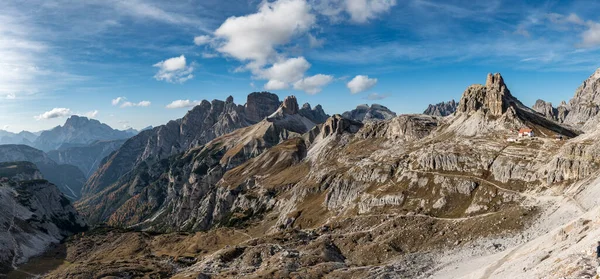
[84,93,328,197]
[47,139,126,178]
[342,104,396,122]
[33,115,133,152]
[0,162,86,275]
[0,145,86,200]
[423,100,457,117]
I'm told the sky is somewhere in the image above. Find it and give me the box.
[2,0,600,132]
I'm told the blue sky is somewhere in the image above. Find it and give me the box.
[2,0,600,132]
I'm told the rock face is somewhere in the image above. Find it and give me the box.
[563,69,600,127]
[33,116,133,151]
[423,100,457,116]
[342,104,397,122]
[0,162,86,275]
[47,139,127,178]
[532,99,558,120]
[244,92,282,123]
[456,73,515,116]
[0,145,86,200]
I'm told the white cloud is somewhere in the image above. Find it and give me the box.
[112,96,126,105]
[166,99,201,109]
[201,52,218,58]
[35,108,72,120]
[347,75,378,94]
[293,74,334,94]
[364,93,389,100]
[3,125,9,130]
[84,110,99,118]
[121,101,151,108]
[113,0,206,29]
[308,34,325,48]
[313,0,396,23]
[0,12,84,100]
[259,57,311,88]
[581,22,600,48]
[547,13,585,26]
[250,82,256,88]
[194,35,212,46]
[345,0,397,23]
[265,80,289,90]
[214,0,316,65]
[153,55,194,83]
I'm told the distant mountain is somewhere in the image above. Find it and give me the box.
[0,144,86,199]
[423,100,457,117]
[84,92,311,196]
[33,115,133,151]
[342,104,396,122]
[0,130,38,145]
[0,162,86,275]
[298,103,329,124]
[47,139,127,178]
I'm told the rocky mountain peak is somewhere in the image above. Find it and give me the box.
[342,104,397,122]
[64,115,94,128]
[281,95,299,115]
[299,103,329,124]
[226,95,234,103]
[456,73,514,116]
[245,92,281,123]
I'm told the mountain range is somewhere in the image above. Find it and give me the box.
[6,70,600,278]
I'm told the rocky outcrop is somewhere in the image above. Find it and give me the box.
[532,99,570,123]
[456,73,515,116]
[33,116,133,151]
[342,104,396,122]
[423,100,457,117]
[0,145,86,200]
[299,103,329,124]
[532,99,558,120]
[0,162,86,275]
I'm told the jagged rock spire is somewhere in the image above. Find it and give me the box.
[281,95,299,115]
[456,73,515,117]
